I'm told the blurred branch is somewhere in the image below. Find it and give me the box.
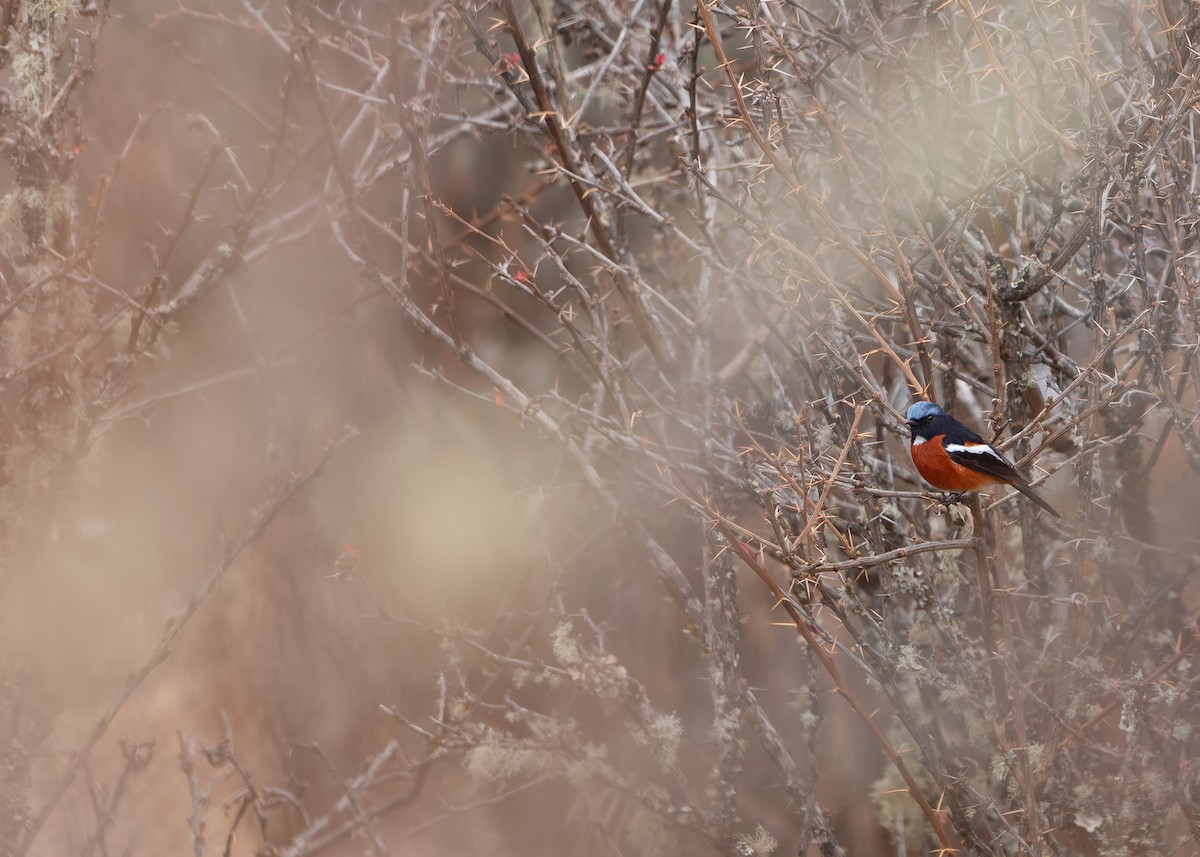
[15,429,357,857]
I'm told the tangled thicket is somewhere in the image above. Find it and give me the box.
[2,1,1200,856]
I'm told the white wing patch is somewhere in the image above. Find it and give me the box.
[944,442,1006,462]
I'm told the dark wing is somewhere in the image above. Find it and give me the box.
[943,441,1025,484]
[945,442,1063,519]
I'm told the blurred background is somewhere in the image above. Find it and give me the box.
[1,1,1199,855]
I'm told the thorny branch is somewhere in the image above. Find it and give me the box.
[4,1,1200,856]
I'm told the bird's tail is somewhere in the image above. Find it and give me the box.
[1012,479,1063,520]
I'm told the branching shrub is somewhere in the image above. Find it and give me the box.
[1,1,1199,856]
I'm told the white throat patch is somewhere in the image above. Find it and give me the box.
[911,436,927,446]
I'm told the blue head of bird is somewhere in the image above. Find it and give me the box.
[905,401,945,426]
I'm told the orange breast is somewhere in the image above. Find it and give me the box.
[911,434,995,491]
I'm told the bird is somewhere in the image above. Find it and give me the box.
[905,401,1062,519]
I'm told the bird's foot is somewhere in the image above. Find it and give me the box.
[939,492,969,510]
